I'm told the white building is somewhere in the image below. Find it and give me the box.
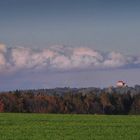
[116,81,127,88]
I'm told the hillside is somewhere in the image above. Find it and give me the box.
[0,85,140,114]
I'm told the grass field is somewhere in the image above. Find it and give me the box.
[0,113,140,140]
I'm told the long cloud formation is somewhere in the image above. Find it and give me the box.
[0,44,139,74]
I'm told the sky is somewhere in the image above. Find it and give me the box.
[0,0,140,90]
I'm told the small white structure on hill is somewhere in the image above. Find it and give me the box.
[116,81,127,88]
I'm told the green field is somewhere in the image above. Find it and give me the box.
[0,113,140,140]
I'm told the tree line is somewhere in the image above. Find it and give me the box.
[0,86,140,114]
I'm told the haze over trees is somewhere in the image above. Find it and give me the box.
[0,85,140,114]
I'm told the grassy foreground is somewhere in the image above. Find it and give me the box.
[0,114,140,140]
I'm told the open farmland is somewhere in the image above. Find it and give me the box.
[0,114,140,140]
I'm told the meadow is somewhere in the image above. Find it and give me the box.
[0,113,140,140]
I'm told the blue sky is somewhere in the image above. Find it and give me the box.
[0,0,140,90]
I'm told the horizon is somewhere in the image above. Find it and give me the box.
[1,79,140,92]
[1,84,140,93]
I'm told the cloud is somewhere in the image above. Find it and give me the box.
[134,56,140,64]
[0,44,139,74]
[0,44,7,53]
[103,52,128,68]
[0,44,10,73]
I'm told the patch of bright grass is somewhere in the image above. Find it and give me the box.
[0,113,139,140]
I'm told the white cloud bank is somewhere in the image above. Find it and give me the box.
[0,44,139,74]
